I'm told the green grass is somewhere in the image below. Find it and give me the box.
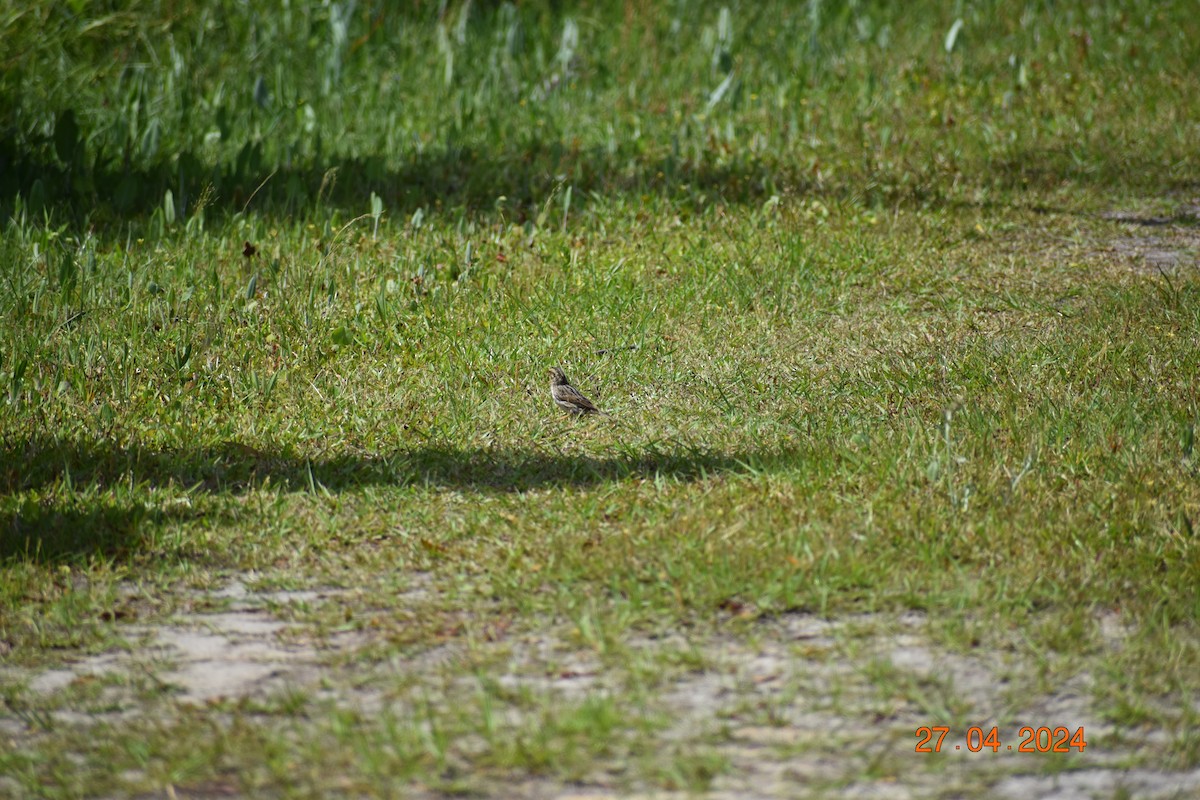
[2,0,1200,796]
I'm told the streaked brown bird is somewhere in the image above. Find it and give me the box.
[548,367,602,415]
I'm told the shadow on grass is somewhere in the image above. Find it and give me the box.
[6,128,1195,237]
[987,146,1200,199]
[2,436,797,562]
[2,434,797,490]
[0,133,797,233]
[0,500,170,563]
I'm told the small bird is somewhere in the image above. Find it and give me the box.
[548,367,603,415]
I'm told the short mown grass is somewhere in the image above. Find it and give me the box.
[2,0,1199,796]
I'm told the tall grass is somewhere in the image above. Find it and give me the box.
[3,0,1197,227]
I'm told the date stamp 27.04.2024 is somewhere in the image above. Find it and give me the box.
[915,726,1086,754]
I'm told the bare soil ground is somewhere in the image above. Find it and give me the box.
[5,574,1199,800]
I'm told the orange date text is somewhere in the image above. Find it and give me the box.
[914,726,1086,753]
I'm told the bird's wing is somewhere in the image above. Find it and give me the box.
[567,386,599,411]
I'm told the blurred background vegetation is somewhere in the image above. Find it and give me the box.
[2,0,1197,230]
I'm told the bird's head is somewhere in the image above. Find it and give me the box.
[548,367,569,385]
